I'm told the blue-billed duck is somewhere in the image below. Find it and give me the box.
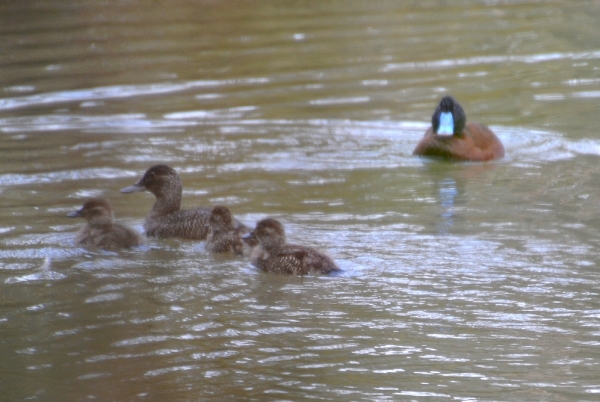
[242,218,340,275]
[121,164,245,240]
[67,198,143,250]
[413,96,505,161]
[205,206,254,256]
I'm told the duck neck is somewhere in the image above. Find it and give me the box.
[88,215,113,229]
[150,181,182,217]
[211,225,233,236]
[262,237,286,251]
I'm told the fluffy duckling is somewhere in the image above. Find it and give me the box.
[205,206,253,256]
[121,164,245,240]
[67,198,143,250]
[243,218,339,275]
[413,96,504,161]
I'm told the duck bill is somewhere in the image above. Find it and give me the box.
[120,182,146,193]
[241,232,255,243]
[437,111,454,135]
[67,209,83,218]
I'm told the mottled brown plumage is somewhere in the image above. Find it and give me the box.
[121,164,232,240]
[67,198,143,250]
[205,206,252,256]
[243,218,339,275]
[413,96,504,161]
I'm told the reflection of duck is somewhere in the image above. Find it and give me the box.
[121,164,245,240]
[68,198,143,250]
[438,178,458,235]
[419,162,497,235]
[243,218,340,275]
[206,206,253,256]
[413,96,504,161]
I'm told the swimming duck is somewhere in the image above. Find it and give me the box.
[121,164,241,240]
[205,206,253,256]
[242,218,340,275]
[67,197,143,250]
[413,96,505,161]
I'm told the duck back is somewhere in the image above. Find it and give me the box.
[144,207,213,239]
[251,243,340,275]
[77,224,143,250]
[206,226,250,255]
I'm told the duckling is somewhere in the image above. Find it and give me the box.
[121,164,244,240]
[205,206,252,256]
[67,198,143,250]
[243,218,340,275]
[413,96,504,161]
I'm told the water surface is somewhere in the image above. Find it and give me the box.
[2,1,600,400]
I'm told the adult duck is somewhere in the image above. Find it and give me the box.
[121,164,245,240]
[413,96,504,161]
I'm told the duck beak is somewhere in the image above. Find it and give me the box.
[67,208,83,218]
[120,182,146,193]
[437,111,454,135]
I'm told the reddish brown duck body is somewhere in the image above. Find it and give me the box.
[413,96,504,162]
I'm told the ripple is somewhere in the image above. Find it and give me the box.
[0,78,269,111]
[85,293,124,304]
[5,270,66,284]
[381,49,600,72]
[0,167,137,187]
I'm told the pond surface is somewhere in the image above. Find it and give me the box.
[2,1,600,400]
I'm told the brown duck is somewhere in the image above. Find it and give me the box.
[243,218,340,275]
[121,164,245,240]
[205,206,254,256]
[68,198,143,250]
[413,96,505,161]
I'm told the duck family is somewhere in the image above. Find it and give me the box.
[68,96,503,274]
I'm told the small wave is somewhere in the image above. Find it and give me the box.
[0,167,137,187]
[5,258,67,284]
[496,126,600,161]
[382,49,600,72]
[6,270,67,284]
[0,78,269,112]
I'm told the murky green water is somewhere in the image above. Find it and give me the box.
[2,1,600,400]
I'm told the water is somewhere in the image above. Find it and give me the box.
[2,0,600,400]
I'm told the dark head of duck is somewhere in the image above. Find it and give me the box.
[432,96,466,136]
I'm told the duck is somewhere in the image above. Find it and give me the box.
[121,164,245,240]
[413,96,505,161]
[205,206,253,256]
[67,197,143,250]
[242,218,340,275]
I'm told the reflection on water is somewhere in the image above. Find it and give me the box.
[2,0,600,400]
[438,178,458,235]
